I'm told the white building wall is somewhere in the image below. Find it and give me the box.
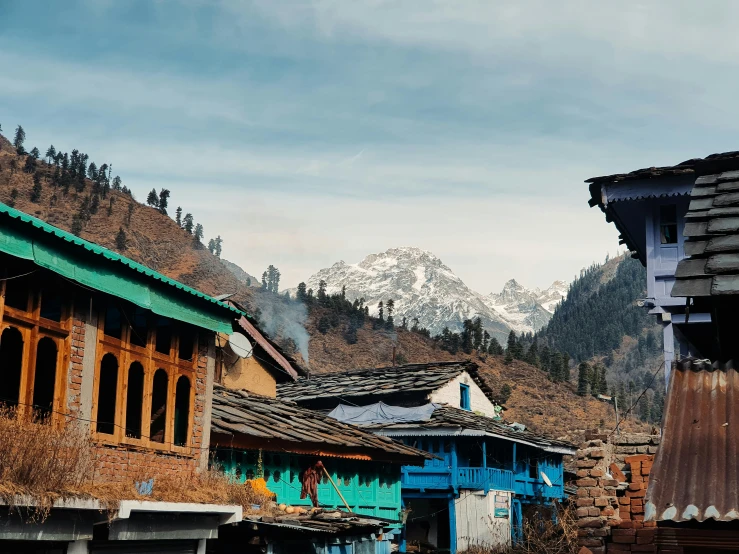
[429,372,497,417]
[455,490,511,551]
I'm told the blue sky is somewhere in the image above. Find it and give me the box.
[2,0,738,292]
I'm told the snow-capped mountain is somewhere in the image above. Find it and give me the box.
[289,247,567,339]
[482,279,567,334]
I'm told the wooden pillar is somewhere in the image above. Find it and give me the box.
[451,440,458,492]
[482,439,488,494]
[448,496,457,554]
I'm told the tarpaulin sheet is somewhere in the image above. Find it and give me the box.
[0,204,239,333]
[328,402,438,425]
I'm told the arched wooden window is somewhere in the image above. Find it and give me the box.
[32,337,58,421]
[96,353,118,435]
[125,362,145,439]
[149,369,168,443]
[0,327,24,408]
[174,375,191,446]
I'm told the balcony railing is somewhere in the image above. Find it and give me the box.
[401,465,514,492]
[458,467,514,491]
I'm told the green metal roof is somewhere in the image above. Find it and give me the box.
[0,202,242,333]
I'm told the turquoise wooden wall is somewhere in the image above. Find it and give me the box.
[214,449,402,520]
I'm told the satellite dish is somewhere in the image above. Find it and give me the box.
[227,332,253,359]
[540,471,553,487]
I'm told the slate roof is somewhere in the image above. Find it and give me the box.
[357,405,577,455]
[210,385,432,462]
[646,359,739,523]
[673,169,739,296]
[242,510,394,536]
[277,361,494,406]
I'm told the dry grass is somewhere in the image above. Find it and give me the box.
[0,409,271,520]
[457,503,579,554]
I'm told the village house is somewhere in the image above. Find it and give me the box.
[207,316,432,554]
[278,361,577,553]
[587,153,739,552]
[0,202,244,553]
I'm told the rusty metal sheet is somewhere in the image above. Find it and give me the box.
[646,360,739,523]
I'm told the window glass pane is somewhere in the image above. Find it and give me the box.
[128,307,148,348]
[174,376,191,446]
[39,291,63,322]
[149,369,168,443]
[179,325,195,361]
[660,204,678,245]
[104,305,122,339]
[0,327,24,408]
[96,354,118,435]
[125,362,145,439]
[32,337,58,422]
[4,278,29,311]
[155,317,172,355]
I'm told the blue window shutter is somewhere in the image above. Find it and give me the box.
[460,384,471,410]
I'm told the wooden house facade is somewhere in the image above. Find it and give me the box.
[278,362,577,553]
[0,203,244,553]
[588,153,739,551]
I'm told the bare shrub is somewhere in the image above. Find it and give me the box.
[458,503,578,554]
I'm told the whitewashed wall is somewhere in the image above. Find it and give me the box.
[455,490,511,551]
[429,372,497,416]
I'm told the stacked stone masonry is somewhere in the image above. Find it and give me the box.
[576,431,675,554]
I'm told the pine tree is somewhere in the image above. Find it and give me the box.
[261,272,268,289]
[488,337,503,356]
[526,338,540,367]
[146,188,159,208]
[158,189,170,215]
[505,331,517,361]
[386,299,395,329]
[127,203,135,225]
[207,238,216,254]
[116,227,127,250]
[297,282,307,301]
[30,147,40,159]
[318,316,330,334]
[577,362,591,396]
[175,207,182,227]
[377,301,384,322]
[183,213,194,234]
[87,162,98,181]
[193,223,204,244]
[562,352,571,382]
[550,351,563,381]
[317,280,327,302]
[13,125,25,154]
[540,346,551,372]
[30,172,42,202]
[498,383,512,404]
[112,176,122,191]
[472,317,483,351]
[23,155,36,173]
[214,236,223,257]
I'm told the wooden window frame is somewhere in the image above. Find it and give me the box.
[0,274,71,426]
[91,304,197,456]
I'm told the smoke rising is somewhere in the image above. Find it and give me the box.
[251,291,310,365]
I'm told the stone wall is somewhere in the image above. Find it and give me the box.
[576,431,662,554]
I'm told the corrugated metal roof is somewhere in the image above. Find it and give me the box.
[645,359,739,523]
[210,385,432,463]
[0,202,242,318]
[278,361,495,406]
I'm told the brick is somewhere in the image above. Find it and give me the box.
[577,498,595,507]
[619,497,631,506]
[630,546,656,552]
[636,529,656,543]
[609,463,627,482]
[601,479,619,487]
[612,529,635,537]
[577,478,598,487]
[628,482,643,491]
[579,539,603,547]
[626,489,646,498]
[601,507,615,517]
[578,459,598,468]
[577,469,590,477]
[606,545,631,552]
[633,514,644,522]
[595,497,609,507]
[631,498,643,507]
[578,517,605,528]
[631,505,644,514]
[625,454,650,464]
[591,468,605,477]
[577,507,591,517]
[590,449,606,459]
[612,535,635,544]
[643,521,656,528]
[577,488,590,498]
[589,488,603,498]
[616,520,634,529]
